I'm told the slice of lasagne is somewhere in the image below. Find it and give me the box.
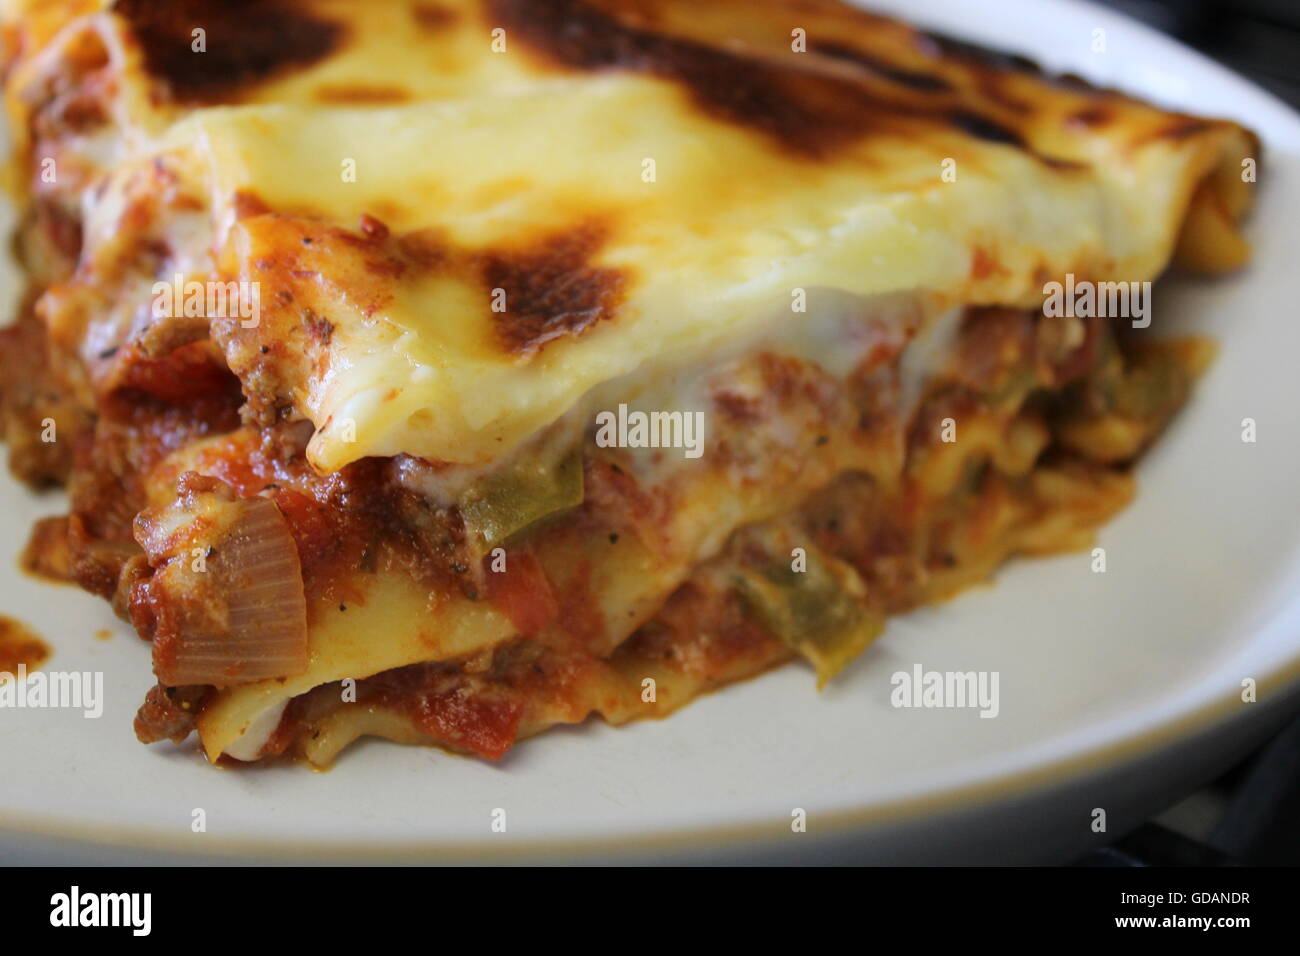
[0,0,1256,766]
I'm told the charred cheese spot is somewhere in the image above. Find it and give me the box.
[113,0,344,103]
[491,0,1086,168]
[947,109,1027,148]
[916,29,1050,78]
[478,223,627,359]
[301,309,334,347]
[1149,117,1216,142]
[1068,106,1114,129]
[411,2,459,29]
[810,41,953,93]
[313,84,411,104]
[487,0,900,159]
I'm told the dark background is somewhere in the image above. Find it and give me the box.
[1100,0,1300,106]
[1076,0,1299,866]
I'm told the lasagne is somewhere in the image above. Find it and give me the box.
[0,0,1256,766]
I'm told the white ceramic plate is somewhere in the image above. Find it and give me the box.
[3,0,1300,864]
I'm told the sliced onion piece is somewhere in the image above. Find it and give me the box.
[136,477,309,687]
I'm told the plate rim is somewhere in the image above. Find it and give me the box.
[3,0,1300,861]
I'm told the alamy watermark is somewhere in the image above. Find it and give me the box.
[594,404,705,459]
[50,886,150,936]
[890,664,1000,718]
[0,665,103,718]
[151,274,261,328]
[1043,272,1151,329]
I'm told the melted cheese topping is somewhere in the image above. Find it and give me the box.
[190,84,1246,471]
[4,0,1255,475]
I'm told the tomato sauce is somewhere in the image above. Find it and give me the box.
[0,616,49,676]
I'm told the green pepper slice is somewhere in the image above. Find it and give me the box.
[460,446,584,548]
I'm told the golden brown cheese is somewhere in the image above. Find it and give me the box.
[2,0,1255,474]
